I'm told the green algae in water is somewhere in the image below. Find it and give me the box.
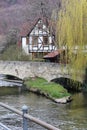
[0,87,20,96]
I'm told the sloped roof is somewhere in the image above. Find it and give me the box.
[43,50,64,58]
[20,19,38,37]
[19,17,56,37]
[20,21,32,37]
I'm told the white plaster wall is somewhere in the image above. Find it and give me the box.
[43,24,46,29]
[38,36,43,43]
[29,36,32,44]
[22,37,29,54]
[49,36,52,43]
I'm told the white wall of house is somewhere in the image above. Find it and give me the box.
[22,37,29,54]
[21,19,57,54]
[38,36,43,43]
[29,20,56,52]
[49,36,52,44]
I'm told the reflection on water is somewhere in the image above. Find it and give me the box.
[0,74,23,87]
[63,92,87,130]
[0,92,87,130]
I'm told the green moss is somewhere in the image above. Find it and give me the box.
[25,77,71,98]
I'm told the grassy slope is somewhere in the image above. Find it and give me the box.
[25,77,71,98]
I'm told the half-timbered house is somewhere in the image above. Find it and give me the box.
[19,17,57,59]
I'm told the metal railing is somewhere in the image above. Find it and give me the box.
[0,102,60,130]
[0,122,11,130]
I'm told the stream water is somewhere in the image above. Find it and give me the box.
[0,91,87,130]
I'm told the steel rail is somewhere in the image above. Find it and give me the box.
[0,102,60,130]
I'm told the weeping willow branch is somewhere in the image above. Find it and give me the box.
[56,0,87,81]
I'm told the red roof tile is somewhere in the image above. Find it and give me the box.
[19,17,56,37]
[19,20,36,36]
[43,50,64,58]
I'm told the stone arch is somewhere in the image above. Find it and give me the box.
[51,77,84,92]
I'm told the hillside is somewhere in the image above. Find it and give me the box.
[0,0,61,52]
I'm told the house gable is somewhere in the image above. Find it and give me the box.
[21,18,57,56]
[30,19,49,36]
